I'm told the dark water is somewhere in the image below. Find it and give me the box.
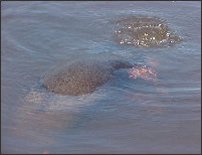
[1,1,201,154]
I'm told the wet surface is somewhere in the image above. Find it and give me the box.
[42,57,114,96]
[42,55,156,96]
[113,15,183,48]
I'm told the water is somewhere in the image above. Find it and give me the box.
[1,1,201,154]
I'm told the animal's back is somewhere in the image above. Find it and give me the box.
[42,59,114,96]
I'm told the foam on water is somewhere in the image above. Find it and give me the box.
[24,85,108,112]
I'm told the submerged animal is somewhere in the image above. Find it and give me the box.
[42,57,134,96]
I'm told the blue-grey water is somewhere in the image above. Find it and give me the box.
[1,1,201,154]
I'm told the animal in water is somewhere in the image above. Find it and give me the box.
[42,57,135,96]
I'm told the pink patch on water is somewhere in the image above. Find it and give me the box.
[128,65,157,81]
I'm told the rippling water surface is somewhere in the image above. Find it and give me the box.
[1,1,201,154]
